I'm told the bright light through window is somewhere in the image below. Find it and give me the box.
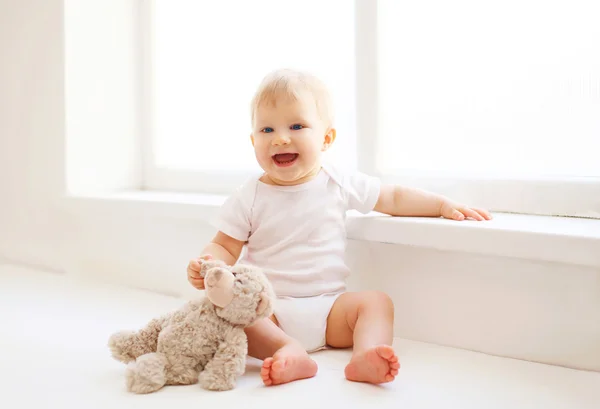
[152,0,356,173]
[379,0,600,178]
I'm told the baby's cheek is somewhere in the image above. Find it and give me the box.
[254,147,268,160]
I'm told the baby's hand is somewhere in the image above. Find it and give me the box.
[440,200,492,221]
[187,255,213,290]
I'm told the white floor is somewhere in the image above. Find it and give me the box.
[1,264,598,409]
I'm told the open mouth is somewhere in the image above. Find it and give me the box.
[272,153,299,167]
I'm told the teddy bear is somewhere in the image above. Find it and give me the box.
[108,259,275,392]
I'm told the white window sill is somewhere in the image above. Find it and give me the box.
[65,191,600,269]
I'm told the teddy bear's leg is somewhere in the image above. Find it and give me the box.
[108,316,167,363]
[199,329,248,391]
[125,352,168,394]
[164,355,201,386]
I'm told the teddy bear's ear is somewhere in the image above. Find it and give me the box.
[199,259,225,278]
[256,291,271,316]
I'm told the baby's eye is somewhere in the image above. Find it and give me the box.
[291,124,304,130]
[262,127,274,133]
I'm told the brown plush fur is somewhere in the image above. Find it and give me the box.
[108,261,274,392]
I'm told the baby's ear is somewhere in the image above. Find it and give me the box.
[322,128,336,151]
[255,291,271,316]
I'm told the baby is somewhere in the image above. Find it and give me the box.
[187,69,491,386]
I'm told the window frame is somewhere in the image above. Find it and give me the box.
[140,0,600,218]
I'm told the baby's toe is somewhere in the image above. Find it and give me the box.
[261,358,274,385]
[376,345,395,360]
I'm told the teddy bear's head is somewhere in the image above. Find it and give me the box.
[200,260,275,326]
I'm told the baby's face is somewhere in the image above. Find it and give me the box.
[251,94,334,186]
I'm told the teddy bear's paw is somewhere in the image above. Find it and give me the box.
[125,353,167,394]
[108,331,140,363]
[199,370,236,391]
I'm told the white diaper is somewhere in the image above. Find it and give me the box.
[273,292,343,353]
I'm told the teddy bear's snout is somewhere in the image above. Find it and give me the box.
[205,268,235,308]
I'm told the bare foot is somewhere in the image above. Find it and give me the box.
[345,345,400,384]
[260,344,318,386]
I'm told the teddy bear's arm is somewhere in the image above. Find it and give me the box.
[198,327,247,391]
[108,306,186,363]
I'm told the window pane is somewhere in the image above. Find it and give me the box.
[379,0,600,178]
[152,0,355,173]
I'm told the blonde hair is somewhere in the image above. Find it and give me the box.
[250,69,334,128]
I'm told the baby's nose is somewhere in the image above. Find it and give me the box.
[206,269,223,287]
[272,134,291,145]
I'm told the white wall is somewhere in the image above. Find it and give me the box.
[0,0,598,371]
[65,0,142,195]
[0,0,69,268]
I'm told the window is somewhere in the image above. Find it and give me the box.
[143,0,356,193]
[143,0,600,218]
[377,0,600,217]
[379,0,600,179]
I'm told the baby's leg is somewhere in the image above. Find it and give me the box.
[326,291,399,384]
[246,317,317,386]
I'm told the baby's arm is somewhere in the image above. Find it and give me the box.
[374,184,492,221]
[187,231,245,289]
[203,231,245,265]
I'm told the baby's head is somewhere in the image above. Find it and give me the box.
[250,69,336,186]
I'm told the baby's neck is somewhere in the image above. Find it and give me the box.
[261,165,322,187]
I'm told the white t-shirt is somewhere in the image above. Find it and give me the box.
[212,164,381,297]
